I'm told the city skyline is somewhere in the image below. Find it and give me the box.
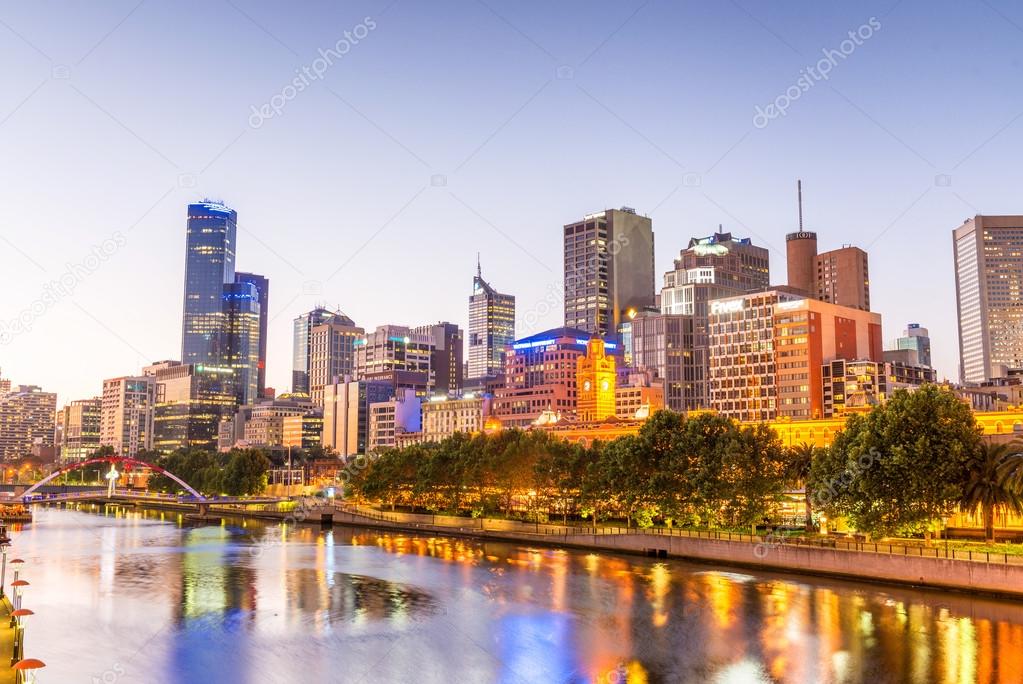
[4,1,1023,402]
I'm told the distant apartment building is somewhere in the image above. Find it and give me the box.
[0,385,57,460]
[492,328,619,428]
[283,411,323,450]
[355,325,435,395]
[367,389,422,453]
[243,402,312,448]
[953,215,1023,383]
[563,207,655,338]
[467,262,515,381]
[149,362,237,452]
[786,230,870,310]
[321,378,393,457]
[708,291,882,421]
[892,323,932,368]
[308,312,364,405]
[58,397,102,462]
[100,376,155,457]
[413,322,464,394]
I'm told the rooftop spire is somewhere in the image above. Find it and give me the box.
[797,179,803,231]
[476,252,481,279]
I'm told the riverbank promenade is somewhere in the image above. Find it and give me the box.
[0,596,17,684]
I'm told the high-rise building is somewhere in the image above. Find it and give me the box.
[815,245,870,311]
[492,328,619,428]
[467,261,515,381]
[640,231,769,412]
[321,378,393,456]
[292,307,337,394]
[181,201,237,367]
[100,376,155,458]
[355,325,435,395]
[576,338,617,422]
[220,281,261,406]
[308,312,364,406]
[563,207,655,338]
[413,322,464,394]
[234,272,270,399]
[953,215,1023,383]
[58,397,102,462]
[149,362,237,452]
[0,385,57,460]
[893,323,932,368]
[708,291,883,421]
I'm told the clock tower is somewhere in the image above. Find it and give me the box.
[576,337,616,422]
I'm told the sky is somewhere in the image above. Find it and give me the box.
[2,0,1022,404]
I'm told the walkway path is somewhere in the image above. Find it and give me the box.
[0,595,17,684]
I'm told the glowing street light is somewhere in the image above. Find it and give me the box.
[11,580,28,613]
[105,463,120,497]
[13,658,45,683]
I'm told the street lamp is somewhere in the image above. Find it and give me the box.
[13,658,45,683]
[11,580,28,614]
[11,608,32,664]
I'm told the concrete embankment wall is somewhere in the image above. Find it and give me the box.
[329,511,1023,599]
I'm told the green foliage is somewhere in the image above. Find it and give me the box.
[148,448,271,497]
[811,385,982,537]
[960,440,1023,541]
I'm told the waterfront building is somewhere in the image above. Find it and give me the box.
[467,261,516,382]
[100,376,155,457]
[283,411,323,450]
[953,215,1023,383]
[892,323,932,368]
[367,389,422,452]
[708,291,882,421]
[308,312,364,406]
[149,362,237,452]
[0,384,56,460]
[181,201,237,367]
[615,371,665,420]
[234,272,270,399]
[492,328,619,428]
[58,397,102,462]
[563,207,655,337]
[321,378,393,456]
[417,393,491,443]
[576,338,617,422]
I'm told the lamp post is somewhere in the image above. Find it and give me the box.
[11,608,31,664]
[10,580,28,613]
[13,658,45,683]
[0,526,9,599]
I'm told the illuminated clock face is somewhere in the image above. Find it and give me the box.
[583,380,592,391]
[601,380,610,392]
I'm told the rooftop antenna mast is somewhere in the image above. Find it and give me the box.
[797,179,804,231]
[476,252,481,279]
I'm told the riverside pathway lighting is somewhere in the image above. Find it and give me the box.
[11,608,32,664]
[10,580,27,613]
[13,658,45,683]
[0,527,10,599]
[9,558,23,586]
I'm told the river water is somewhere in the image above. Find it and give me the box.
[6,506,1022,683]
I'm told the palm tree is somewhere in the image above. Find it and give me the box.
[786,443,817,532]
[960,441,1023,542]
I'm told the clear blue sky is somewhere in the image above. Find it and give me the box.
[2,0,1022,403]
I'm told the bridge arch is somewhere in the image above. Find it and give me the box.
[21,456,205,501]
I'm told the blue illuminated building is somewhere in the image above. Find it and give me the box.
[234,272,269,398]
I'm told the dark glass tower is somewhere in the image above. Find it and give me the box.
[234,272,269,398]
[181,201,237,366]
[292,307,335,394]
[220,281,261,405]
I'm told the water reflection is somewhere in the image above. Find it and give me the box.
[9,506,1023,683]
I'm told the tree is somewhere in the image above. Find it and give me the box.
[960,441,1023,541]
[785,443,818,531]
[220,449,272,496]
[814,385,981,538]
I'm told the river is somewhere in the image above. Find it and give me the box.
[6,505,1022,683]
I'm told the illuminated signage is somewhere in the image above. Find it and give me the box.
[692,243,729,256]
[574,339,617,350]
[775,299,808,311]
[513,339,555,350]
[710,299,744,315]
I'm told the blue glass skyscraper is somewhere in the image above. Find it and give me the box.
[234,272,269,398]
[181,201,237,366]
